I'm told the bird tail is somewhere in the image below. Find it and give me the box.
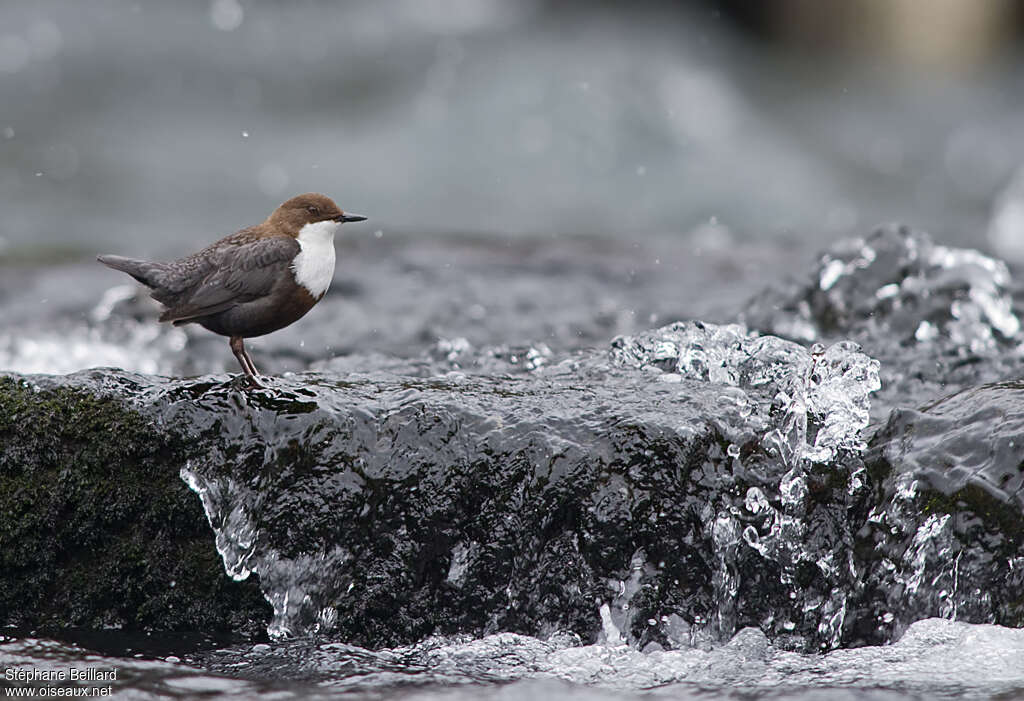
[96,254,166,289]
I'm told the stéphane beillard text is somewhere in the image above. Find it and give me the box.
[5,668,117,682]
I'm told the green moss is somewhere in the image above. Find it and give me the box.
[0,376,270,635]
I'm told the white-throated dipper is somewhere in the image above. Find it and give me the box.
[97,193,366,382]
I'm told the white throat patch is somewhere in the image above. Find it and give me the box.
[292,220,339,298]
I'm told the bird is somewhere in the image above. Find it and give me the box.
[97,193,367,383]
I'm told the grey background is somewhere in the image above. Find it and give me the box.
[2,0,1024,261]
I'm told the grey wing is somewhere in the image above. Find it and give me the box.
[158,236,300,323]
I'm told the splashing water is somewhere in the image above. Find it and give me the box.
[744,224,1021,353]
[609,321,880,466]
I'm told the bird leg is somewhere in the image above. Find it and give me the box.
[229,336,261,382]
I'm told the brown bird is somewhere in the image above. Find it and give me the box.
[98,193,367,382]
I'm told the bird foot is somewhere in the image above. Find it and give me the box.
[227,373,263,390]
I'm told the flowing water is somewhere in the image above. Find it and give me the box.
[2,227,1023,699]
[2,619,1024,699]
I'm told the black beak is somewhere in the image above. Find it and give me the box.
[336,212,367,223]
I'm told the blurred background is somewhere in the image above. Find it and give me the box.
[2,0,1024,261]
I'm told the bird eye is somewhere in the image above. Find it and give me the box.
[306,205,320,215]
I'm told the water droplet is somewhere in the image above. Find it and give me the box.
[742,525,759,545]
[744,487,768,514]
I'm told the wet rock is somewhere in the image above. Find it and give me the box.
[851,382,1024,645]
[739,226,1024,646]
[1,326,880,652]
[0,375,270,636]
[2,227,1022,656]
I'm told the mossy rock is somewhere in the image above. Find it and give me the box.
[0,374,270,636]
